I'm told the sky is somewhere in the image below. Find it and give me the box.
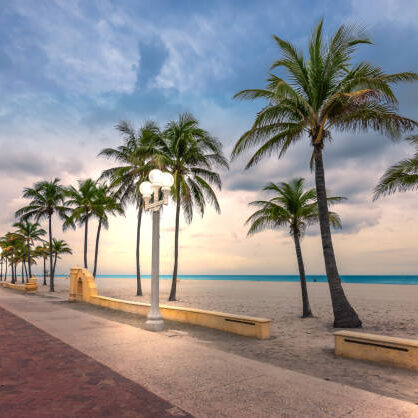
[0,0,417,276]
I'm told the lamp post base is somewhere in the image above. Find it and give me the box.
[145,317,164,332]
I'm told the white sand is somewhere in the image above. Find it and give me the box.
[39,277,418,403]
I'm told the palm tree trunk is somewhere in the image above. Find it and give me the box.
[21,263,24,283]
[169,195,181,301]
[293,233,313,318]
[23,261,28,283]
[27,241,32,278]
[49,213,54,292]
[4,261,7,282]
[136,206,143,296]
[314,144,361,328]
[43,257,47,286]
[53,254,58,275]
[92,218,102,278]
[0,261,3,280]
[84,215,89,269]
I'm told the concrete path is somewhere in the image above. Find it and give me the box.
[0,305,191,417]
[0,289,417,417]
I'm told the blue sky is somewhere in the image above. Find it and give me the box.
[0,0,417,275]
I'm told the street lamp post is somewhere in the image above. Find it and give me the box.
[139,169,174,331]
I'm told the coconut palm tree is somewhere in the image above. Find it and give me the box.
[15,178,70,291]
[374,135,418,199]
[50,239,72,276]
[65,179,98,269]
[13,220,46,279]
[156,113,229,301]
[99,121,160,295]
[246,179,344,317]
[231,20,417,327]
[91,184,124,278]
[34,244,50,285]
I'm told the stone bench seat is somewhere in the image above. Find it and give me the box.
[69,268,271,339]
[1,278,38,294]
[334,330,418,372]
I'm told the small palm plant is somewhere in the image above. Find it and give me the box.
[91,184,125,278]
[13,220,46,279]
[15,178,70,291]
[157,113,229,301]
[65,179,98,269]
[99,121,159,295]
[374,135,418,199]
[246,179,344,317]
[50,239,72,275]
[231,20,417,327]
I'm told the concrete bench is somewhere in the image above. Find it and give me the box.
[1,278,38,294]
[334,330,418,372]
[89,295,271,339]
[68,268,271,339]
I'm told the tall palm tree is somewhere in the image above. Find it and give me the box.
[246,179,344,317]
[50,238,72,275]
[65,179,98,269]
[157,113,229,301]
[99,121,160,296]
[374,135,418,199]
[34,244,50,285]
[231,20,417,327]
[91,184,124,278]
[15,178,70,291]
[13,220,46,279]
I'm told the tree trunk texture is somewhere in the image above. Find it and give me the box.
[21,263,24,283]
[169,196,181,301]
[314,145,361,328]
[293,233,313,318]
[49,214,54,292]
[43,257,47,286]
[84,215,89,269]
[136,206,143,296]
[27,241,32,278]
[53,254,57,275]
[92,218,102,278]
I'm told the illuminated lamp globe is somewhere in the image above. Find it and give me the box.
[139,181,153,197]
[149,169,163,186]
[161,172,174,189]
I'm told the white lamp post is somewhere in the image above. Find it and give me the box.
[139,169,174,331]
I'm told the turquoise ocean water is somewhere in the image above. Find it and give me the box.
[59,274,418,285]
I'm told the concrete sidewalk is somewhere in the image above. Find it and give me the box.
[0,289,417,417]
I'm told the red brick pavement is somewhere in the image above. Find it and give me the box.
[0,306,192,417]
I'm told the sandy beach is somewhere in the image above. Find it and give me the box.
[37,277,418,403]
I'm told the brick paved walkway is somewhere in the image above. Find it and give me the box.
[0,306,192,417]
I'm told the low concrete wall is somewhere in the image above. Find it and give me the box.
[69,268,271,339]
[334,330,418,372]
[0,278,38,293]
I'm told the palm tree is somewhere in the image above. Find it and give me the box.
[65,179,98,269]
[13,220,46,279]
[91,184,124,278]
[374,135,418,199]
[231,20,417,327]
[35,244,50,285]
[156,113,229,301]
[15,178,70,291]
[246,179,344,317]
[50,239,72,276]
[99,121,160,296]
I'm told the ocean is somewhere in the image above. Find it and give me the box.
[62,274,418,285]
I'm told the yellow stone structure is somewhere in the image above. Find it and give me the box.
[334,330,418,372]
[69,268,271,339]
[1,277,38,293]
